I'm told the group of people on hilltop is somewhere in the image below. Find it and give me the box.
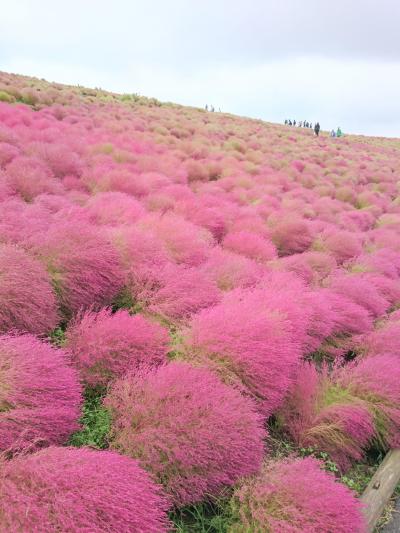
[330,127,343,138]
[285,119,315,129]
[285,119,344,138]
[205,105,221,112]
[285,119,321,137]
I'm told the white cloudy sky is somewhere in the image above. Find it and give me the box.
[1,0,400,136]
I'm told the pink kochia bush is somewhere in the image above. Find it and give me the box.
[180,282,303,416]
[270,216,313,255]
[327,272,390,319]
[29,221,124,318]
[229,457,365,533]
[222,231,277,263]
[275,251,336,285]
[139,213,213,266]
[105,362,265,506]
[200,247,264,291]
[0,447,170,533]
[356,316,400,358]
[318,230,363,264]
[65,308,169,386]
[143,264,222,323]
[278,355,400,469]
[85,191,145,226]
[323,289,374,337]
[0,244,58,335]
[0,334,81,451]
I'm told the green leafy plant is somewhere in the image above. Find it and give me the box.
[49,327,66,347]
[170,498,232,533]
[69,386,110,449]
[0,91,14,103]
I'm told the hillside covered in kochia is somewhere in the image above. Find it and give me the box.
[0,71,400,532]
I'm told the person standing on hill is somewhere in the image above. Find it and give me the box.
[336,127,343,137]
[314,122,320,136]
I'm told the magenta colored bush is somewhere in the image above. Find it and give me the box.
[357,319,400,358]
[105,362,265,506]
[143,263,222,323]
[327,272,390,318]
[32,142,83,178]
[352,248,400,279]
[29,221,124,318]
[280,354,400,468]
[222,230,277,263]
[0,334,82,451]
[276,251,337,285]
[320,231,363,263]
[0,198,54,245]
[323,289,374,336]
[200,247,264,290]
[0,244,58,335]
[270,216,313,255]
[336,354,400,449]
[303,289,337,353]
[230,457,365,533]
[0,142,19,167]
[109,225,169,275]
[181,283,302,416]
[5,155,64,201]
[65,308,169,386]
[0,446,170,532]
[139,213,213,266]
[86,191,145,226]
[280,363,375,468]
[359,273,400,307]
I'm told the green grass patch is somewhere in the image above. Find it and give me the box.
[170,498,233,533]
[69,386,110,449]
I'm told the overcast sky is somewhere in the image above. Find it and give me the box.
[1,0,400,136]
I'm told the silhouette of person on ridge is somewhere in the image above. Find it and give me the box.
[314,122,320,136]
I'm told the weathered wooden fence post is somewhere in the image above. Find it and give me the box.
[360,449,400,532]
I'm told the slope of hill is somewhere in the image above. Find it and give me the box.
[0,71,400,532]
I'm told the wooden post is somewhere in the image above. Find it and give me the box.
[360,449,400,532]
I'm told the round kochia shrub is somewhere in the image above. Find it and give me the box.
[270,215,313,255]
[138,212,213,266]
[0,447,170,533]
[356,317,400,358]
[222,230,277,263]
[0,334,81,451]
[105,362,265,506]
[229,457,365,533]
[65,308,169,386]
[86,191,145,226]
[144,263,221,323]
[0,244,58,335]
[279,355,400,469]
[327,271,390,319]
[180,283,303,416]
[29,221,124,318]
[200,247,264,291]
[318,230,363,263]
